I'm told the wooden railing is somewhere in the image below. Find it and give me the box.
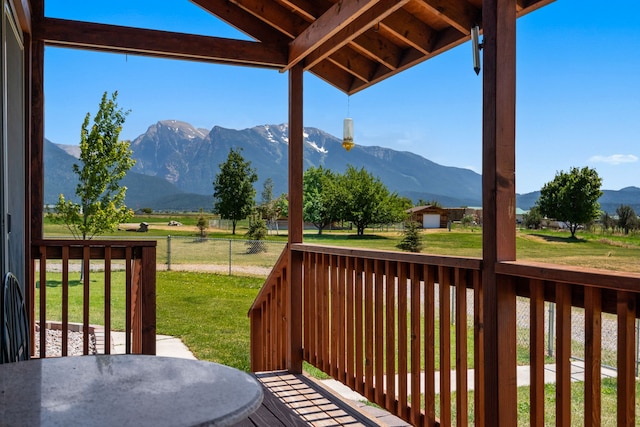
[498,261,640,427]
[30,239,157,357]
[295,244,482,426]
[250,244,640,426]
[249,244,288,372]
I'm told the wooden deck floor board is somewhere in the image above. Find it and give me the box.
[232,371,387,426]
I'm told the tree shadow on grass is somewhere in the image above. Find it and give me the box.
[36,280,84,289]
[307,233,390,241]
[530,234,588,244]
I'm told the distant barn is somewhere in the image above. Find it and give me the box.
[407,205,447,229]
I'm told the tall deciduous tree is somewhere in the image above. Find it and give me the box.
[257,178,282,234]
[303,166,339,234]
[50,91,135,240]
[616,205,638,235]
[338,165,407,235]
[536,166,603,238]
[213,148,257,234]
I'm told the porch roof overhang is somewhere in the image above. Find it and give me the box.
[30,0,554,95]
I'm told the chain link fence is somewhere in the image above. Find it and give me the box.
[159,235,286,276]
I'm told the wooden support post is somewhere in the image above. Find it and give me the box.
[287,63,304,373]
[481,0,517,425]
[28,2,44,353]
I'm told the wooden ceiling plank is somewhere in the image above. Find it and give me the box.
[285,0,384,72]
[351,30,402,70]
[278,0,328,21]
[380,8,436,54]
[37,17,287,68]
[328,57,369,85]
[190,0,290,44]
[421,0,480,35]
[430,26,467,54]
[516,0,556,17]
[309,60,355,93]
[345,26,468,95]
[329,46,378,82]
[229,0,308,39]
[301,0,410,71]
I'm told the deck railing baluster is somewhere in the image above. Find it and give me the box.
[584,286,601,427]
[439,265,451,426]
[61,246,69,357]
[455,267,468,426]
[530,279,545,427]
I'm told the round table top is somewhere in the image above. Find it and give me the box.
[0,354,263,427]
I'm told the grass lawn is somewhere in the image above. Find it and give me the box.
[428,378,640,426]
[156,271,264,371]
[36,270,264,371]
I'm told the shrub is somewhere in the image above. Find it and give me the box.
[245,214,268,253]
[397,220,422,253]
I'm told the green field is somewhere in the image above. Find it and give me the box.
[44,213,640,273]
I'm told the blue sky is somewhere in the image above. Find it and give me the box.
[45,1,640,194]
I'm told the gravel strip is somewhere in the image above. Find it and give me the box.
[34,328,97,357]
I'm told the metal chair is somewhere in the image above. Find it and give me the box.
[1,272,30,363]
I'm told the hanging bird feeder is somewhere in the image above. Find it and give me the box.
[342,117,354,151]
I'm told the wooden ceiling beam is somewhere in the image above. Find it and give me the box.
[351,30,402,70]
[228,0,308,39]
[301,0,410,71]
[37,17,288,68]
[278,0,327,21]
[329,46,379,83]
[380,8,436,55]
[346,26,468,95]
[421,0,480,35]
[285,0,384,72]
[309,60,355,93]
[516,0,556,16]
[328,57,368,86]
[190,0,290,44]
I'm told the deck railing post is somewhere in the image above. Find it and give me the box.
[140,245,156,355]
[167,235,171,271]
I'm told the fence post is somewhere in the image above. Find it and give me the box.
[167,235,171,271]
[228,239,232,276]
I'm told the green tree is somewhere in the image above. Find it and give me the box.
[616,205,638,235]
[213,148,258,234]
[245,212,268,253]
[397,220,422,252]
[338,165,400,236]
[257,178,281,234]
[275,193,288,218]
[522,206,543,229]
[417,199,442,208]
[50,91,134,240]
[303,166,339,234]
[600,211,615,234]
[196,208,208,240]
[536,166,603,238]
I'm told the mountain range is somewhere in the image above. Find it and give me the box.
[45,120,639,213]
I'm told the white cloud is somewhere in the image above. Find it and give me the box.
[588,154,638,165]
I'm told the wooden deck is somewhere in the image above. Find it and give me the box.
[232,371,410,427]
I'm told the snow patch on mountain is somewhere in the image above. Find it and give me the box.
[306,140,328,154]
